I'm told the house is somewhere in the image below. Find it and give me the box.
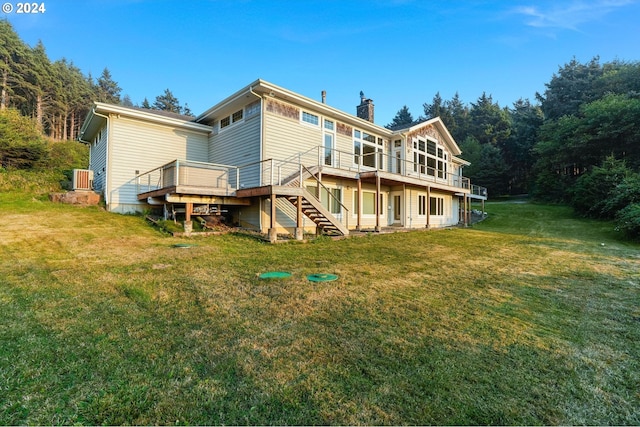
[78,79,487,241]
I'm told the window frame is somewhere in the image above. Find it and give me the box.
[301,111,320,126]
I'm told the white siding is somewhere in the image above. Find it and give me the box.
[108,116,209,213]
[89,125,108,194]
[209,113,261,188]
[263,111,322,161]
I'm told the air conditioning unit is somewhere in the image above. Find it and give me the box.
[72,169,94,191]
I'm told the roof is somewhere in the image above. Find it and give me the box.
[389,117,462,156]
[128,106,195,121]
[78,102,212,142]
[196,79,392,135]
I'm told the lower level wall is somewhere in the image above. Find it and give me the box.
[236,178,465,234]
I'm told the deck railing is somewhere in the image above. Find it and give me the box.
[136,159,239,195]
[137,146,487,198]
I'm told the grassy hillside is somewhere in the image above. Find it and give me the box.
[1,191,639,425]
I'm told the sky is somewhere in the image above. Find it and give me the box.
[4,0,640,125]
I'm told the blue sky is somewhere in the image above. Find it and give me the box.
[5,0,639,124]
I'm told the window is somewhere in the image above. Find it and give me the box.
[302,111,319,125]
[324,134,334,166]
[430,197,444,216]
[354,191,384,216]
[354,129,385,169]
[309,186,342,214]
[246,101,260,117]
[324,119,334,130]
[413,137,447,179]
[418,195,427,215]
[220,108,244,129]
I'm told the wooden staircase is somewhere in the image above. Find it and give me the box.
[278,165,348,236]
[285,188,348,236]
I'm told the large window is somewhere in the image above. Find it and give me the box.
[413,138,447,178]
[354,130,384,169]
[308,186,342,215]
[430,196,444,216]
[418,195,427,215]
[354,191,384,216]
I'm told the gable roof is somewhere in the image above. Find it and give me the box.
[390,117,462,156]
[79,102,212,142]
[196,79,392,136]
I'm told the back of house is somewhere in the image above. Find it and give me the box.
[79,79,486,241]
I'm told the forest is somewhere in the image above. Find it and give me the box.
[1,19,639,238]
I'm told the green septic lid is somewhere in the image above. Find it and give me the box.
[172,243,196,248]
[307,273,339,282]
[258,271,292,279]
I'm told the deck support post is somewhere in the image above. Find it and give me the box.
[463,194,468,227]
[356,178,362,231]
[375,173,381,232]
[426,185,431,229]
[294,195,304,240]
[184,202,193,234]
[268,194,278,243]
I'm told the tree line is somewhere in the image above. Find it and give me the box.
[388,57,640,198]
[387,57,640,238]
[0,20,191,142]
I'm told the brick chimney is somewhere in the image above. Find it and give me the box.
[356,91,374,123]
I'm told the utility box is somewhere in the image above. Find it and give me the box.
[72,169,94,191]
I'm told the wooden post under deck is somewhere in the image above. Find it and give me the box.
[268,194,277,242]
[185,202,192,222]
[184,202,193,234]
[356,178,362,231]
[463,194,468,227]
[375,173,381,232]
[426,185,431,229]
[295,195,304,240]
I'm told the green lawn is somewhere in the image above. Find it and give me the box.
[1,193,639,425]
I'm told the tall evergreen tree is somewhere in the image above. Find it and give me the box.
[504,99,543,193]
[468,92,511,147]
[96,68,121,104]
[0,21,30,111]
[385,105,414,129]
[152,88,182,114]
[536,56,603,120]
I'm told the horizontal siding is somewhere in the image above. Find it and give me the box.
[109,116,209,213]
[264,111,322,162]
[209,114,261,187]
[89,125,108,193]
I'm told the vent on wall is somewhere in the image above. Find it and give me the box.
[72,169,94,191]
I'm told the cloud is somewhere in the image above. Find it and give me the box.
[512,0,636,31]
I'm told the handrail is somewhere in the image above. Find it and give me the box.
[300,164,349,231]
[136,147,486,198]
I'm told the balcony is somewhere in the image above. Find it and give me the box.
[136,146,487,201]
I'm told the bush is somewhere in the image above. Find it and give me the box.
[46,140,89,171]
[616,203,640,240]
[0,109,48,169]
[570,156,630,218]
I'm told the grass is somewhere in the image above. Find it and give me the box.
[1,191,639,425]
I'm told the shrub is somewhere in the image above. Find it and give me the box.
[570,156,630,218]
[615,203,640,240]
[0,109,48,169]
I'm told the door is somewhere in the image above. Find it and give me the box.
[389,193,402,225]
